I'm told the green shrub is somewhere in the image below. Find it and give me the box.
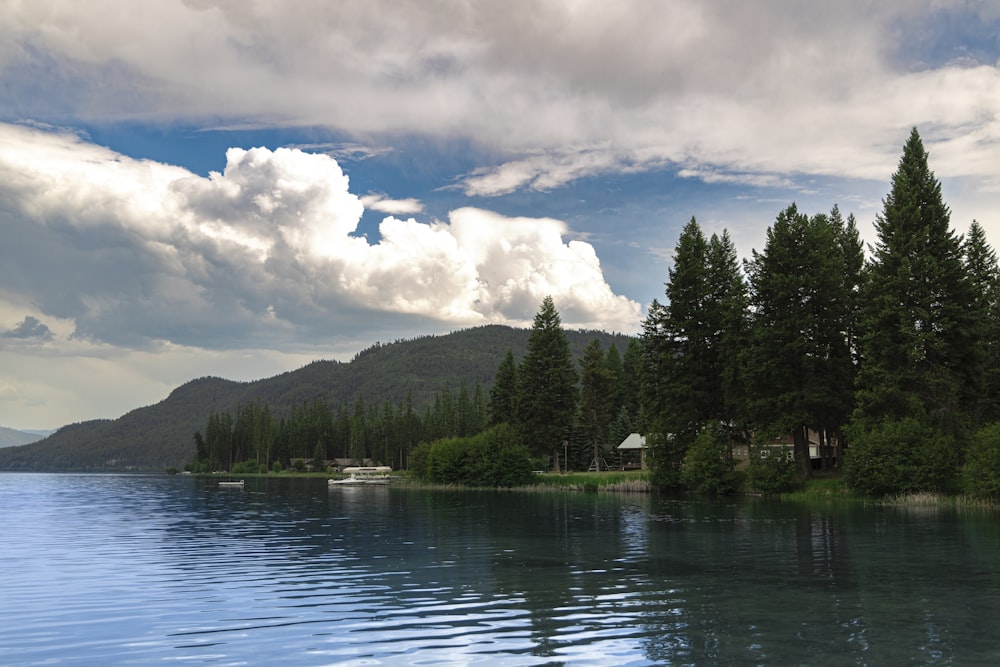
[649,431,688,490]
[746,447,799,495]
[413,425,533,487]
[845,417,959,497]
[681,425,739,495]
[271,460,283,473]
[408,441,431,479]
[231,460,260,474]
[466,424,533,487]
[427,436,469,484]
[962,422,1000,500]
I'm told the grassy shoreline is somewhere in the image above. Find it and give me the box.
[190,469,998,508]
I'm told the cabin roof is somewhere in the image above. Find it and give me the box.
[617,433,647,450]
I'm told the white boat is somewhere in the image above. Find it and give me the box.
[219,480,245,487]
[329,466,392,486]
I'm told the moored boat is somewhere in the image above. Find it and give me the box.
[329,466,392,486]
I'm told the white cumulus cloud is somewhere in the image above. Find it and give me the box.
[0,122,641,353]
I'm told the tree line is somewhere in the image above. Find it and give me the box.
[189,382,489,473]
[190,297,645,480]
[641,128,1000,497]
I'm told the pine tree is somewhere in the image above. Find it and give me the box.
[579,338,614,471]
[620,338,643,422]
[854,128,978,434]
[605,343,625,421]
[518,296,578,471]
[640,218,748,487]
[963,221,1000,425]
[705,229,750,436]
[658,217,713,443]
[489,349,519,426]
[745,204,855,477]
[848,128,978,494]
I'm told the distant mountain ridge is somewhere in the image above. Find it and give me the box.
[0,426,50,448]
[0,325,634,472]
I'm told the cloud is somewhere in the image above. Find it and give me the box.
[288,142,393,161]
[0,123,641,353]
[2,315,53,340]
[677,168,795,190]
[2,2,997,196]
[361,194,425,215]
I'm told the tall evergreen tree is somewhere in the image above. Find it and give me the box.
[853,128,979,435]
[349,396,367,462]
[832,205,866,373]
[640,218,748,487]
[579,338,614,471]
[489,349,519,426]
[518,296,578,471]
[657,217,713,442]
[848,129,978,494]
[705,229,751,436]
[605,343,625,422]
[963,221,1000,425]
[745,204,855,477]
[620,338,643,423]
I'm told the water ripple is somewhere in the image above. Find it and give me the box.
[5,474,1000,665]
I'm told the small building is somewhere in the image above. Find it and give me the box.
[732,429,840,469]
[617,433,648,470]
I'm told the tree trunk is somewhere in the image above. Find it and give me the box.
[793,424,811,479]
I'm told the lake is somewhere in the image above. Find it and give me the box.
[2,473,999,666]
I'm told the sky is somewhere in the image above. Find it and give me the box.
[1,1,999,430]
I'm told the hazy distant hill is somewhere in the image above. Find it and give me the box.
[0,325,634,472]
[0,426,49,448]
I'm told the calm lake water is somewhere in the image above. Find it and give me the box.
[2,474,1000,666]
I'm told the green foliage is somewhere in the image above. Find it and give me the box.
[312,440,327,470]
[578,338,614,470]
[845,417,959,496]
[963,222,1000,426]
[466,424,534,487]
[517,297,578,468]
[407,441,431,480]
[962,422,1000,500]
[746,448,800,495]
[641,220,749,487]
[412,424,532,487]
[427,436,468,484]
[855,128,978,436]
[744,204,856,476]
[231,460,264,474]
[681,425,739,495]
[642,220,716,442]
[648,432,687,490]
[489,349,519,426]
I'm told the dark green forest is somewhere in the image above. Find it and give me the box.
[640,128,1000,498]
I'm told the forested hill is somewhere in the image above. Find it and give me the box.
[0,325,633,472]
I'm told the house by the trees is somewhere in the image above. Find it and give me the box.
[617,433,648,470]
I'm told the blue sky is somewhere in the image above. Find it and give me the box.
[1,1,999,430]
